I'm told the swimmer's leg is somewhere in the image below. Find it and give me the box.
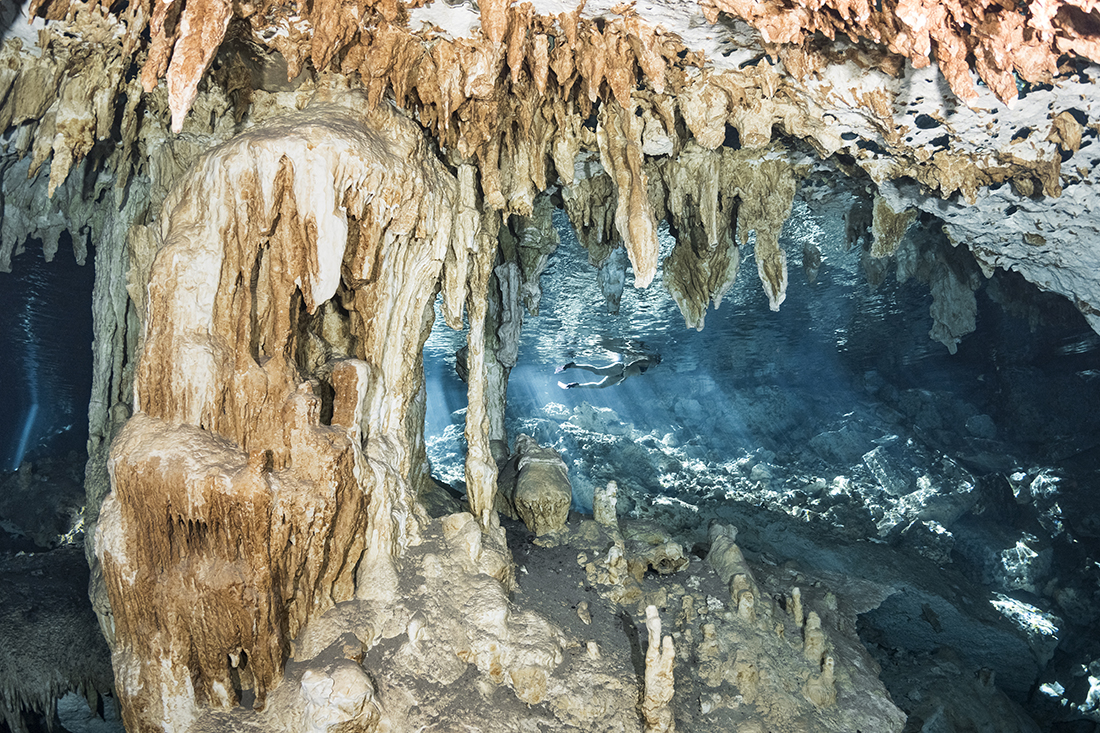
[558,374,624,389]
[560,361,623,377]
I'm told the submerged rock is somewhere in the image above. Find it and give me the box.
[496,434,573,536]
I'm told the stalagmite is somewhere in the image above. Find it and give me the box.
[803,611,827,664]
[803,654,837,707]
[299,660,380,733]
[495,435,572,535]
[642,605,676,733]
[594,480,619,528]
[707,523,762,605]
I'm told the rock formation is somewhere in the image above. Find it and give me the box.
[95,92,485,731]
[495,434,573,536]
[0,547,114,733]
[1,0,1099,728]
[5,0,1100,330]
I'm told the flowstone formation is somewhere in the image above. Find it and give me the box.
[95,93,494,732]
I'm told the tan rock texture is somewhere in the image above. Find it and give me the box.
[496,434,573,536]
[529,515,907,732]
[7,0,1100,327]
[701,0,1091,105]
[95,93,495,732]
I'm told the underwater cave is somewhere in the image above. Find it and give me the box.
[4,0,1100,729]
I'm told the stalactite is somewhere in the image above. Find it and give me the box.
[4,0,1095,332]
[598,247,629,314]
[661,144,801,317]
[661,143,741,330]
[511,192,561,316]
[700,0,1078,106]
[732,156,801,311]
[0,548,114,733]
[442,164,480,330]
[493,260,523,370]
[870,195,917,259]
[803,240,822,283]
[561,163,620,267]
[597,101,660,289]
[893,221,984,353]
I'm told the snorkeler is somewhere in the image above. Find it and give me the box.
[556,353,661,389]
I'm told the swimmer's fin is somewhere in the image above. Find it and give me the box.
[557,381,574,389]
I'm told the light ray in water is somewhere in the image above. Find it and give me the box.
[1,239,94,471]
[422,195,1100,531]
[10,265,42,471]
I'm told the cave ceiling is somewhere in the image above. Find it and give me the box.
[1,0,1099,333]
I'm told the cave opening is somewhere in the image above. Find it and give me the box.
[0,234,95,474]
[423,188,1100,511]
[421,189,1100,723]
[0,234,95,554]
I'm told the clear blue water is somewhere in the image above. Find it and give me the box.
[423,195,1100,510]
